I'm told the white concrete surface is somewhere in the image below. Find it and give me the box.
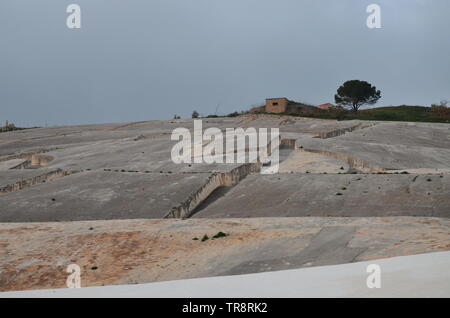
[1,251,449,298]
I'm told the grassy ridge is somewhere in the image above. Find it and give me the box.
[283,105,450,123]
[0,125,37,133]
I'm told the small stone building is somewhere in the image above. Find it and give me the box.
[264,98,318,114]
[249,98,322,114]
[265,98,290,113]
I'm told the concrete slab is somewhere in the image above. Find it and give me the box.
[0,171,213,222]
[194,174,450,218]
[1,118,448,222]
[0,117,448,296]
[1,250,449,298]
[298,121,450,170]
[220,226,365,275]
[278,149,350,173]
[0,217,448,292]
[0,159,27,171]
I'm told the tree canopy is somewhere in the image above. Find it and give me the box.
[334,80,381,112]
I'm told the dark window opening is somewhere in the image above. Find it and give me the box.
[272,102,279,106]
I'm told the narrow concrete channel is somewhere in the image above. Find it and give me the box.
[164,162,262,219]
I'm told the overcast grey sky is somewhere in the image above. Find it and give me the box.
[1,0,449,126]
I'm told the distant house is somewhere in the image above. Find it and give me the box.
[316,103,335,110]
[250,97,317,114]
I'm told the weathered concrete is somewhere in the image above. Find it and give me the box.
[220,226,366,275]
[0,159,26,171]
[194,174,450,218]
[0,116,449,295]
[0,217,448,292]
[3,251,450,298]
[297,121,450,170]
[278,149,350,173]
[0,117,448,222]
[0,171,214,222]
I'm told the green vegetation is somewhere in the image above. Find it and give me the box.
[0,124,28,133]
[212,231,229,239]
[0,127,29,133]
[226,111,240,117]
[335,80,381,112]
[194,232,229,242]
[0,121,39,133]
[279,105,450,123]
[204,111,246,118]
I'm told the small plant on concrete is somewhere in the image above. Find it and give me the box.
[201,234,209,242]
[212,232,229,239]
